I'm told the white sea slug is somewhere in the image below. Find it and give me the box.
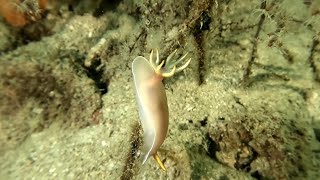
[132,49,191,171]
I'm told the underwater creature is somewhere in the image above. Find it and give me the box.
[132,49,191,171]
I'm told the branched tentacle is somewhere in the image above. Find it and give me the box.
[149,49,191,77]
[165,49,177,66]
[175,58,191,73]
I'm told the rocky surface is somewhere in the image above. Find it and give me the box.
[0,0,319,179]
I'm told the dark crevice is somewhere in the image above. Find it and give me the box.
[128,6,142,22]
[83,57,109,95]
[251,171,264,180]
[59,50,109,95]
[219,175,230,180]
[313,128,320,142]
[200,116,208,127]
[234,145,258,172]
[206,133,219,160]
[68,4,74,12]
[93,0,122,17]
[218,117,225,121]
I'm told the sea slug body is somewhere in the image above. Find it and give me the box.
[132,49,191,171]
